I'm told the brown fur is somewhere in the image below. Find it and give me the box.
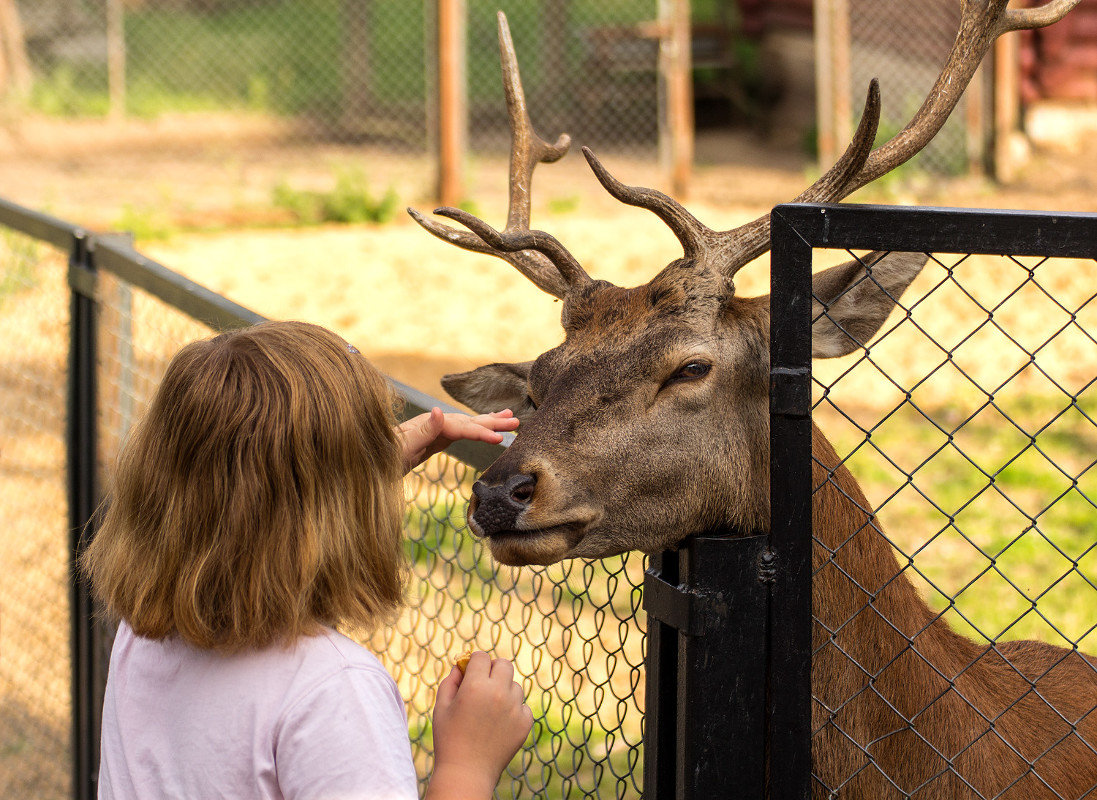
[812,430,1097,798]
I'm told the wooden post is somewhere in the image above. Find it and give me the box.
[436,0,467,206]
[965,62,987,176]
[993,33,1021,181]
[814,0,851,169]
[0,0,31,96]
[107,0,126,119]
[660,0,693,199]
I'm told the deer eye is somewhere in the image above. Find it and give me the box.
[668,361,711,385]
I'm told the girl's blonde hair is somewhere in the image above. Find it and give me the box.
[81,321,408,651]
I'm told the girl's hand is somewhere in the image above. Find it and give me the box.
[398,408,519,473]
[426,653,533,800]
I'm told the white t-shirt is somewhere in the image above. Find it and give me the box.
[98,622,419,800]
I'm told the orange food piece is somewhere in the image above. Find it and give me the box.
[454,649,474,674]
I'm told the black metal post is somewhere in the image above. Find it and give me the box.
[643,549,679,800]
[767,209,815,800]
[67,232,99,800]
[643,533,769,799]
[676,534,769,798]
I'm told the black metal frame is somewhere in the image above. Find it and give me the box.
[642,202,1097,799]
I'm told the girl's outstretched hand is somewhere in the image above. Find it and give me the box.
[426,653,533,800]
[398,408,519,473]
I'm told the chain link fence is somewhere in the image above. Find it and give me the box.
[16,0,661,154]
[0,201,647,799]
[0,229,71,800]
[810,246,1097,795]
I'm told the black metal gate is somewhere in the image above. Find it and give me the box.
[641,202,1097,799]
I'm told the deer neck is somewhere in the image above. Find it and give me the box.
[808,423,985,729]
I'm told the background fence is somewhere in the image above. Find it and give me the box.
[1,0,1042,213]
[15,0,666,151]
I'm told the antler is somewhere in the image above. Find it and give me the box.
[583,0,1079,279]
[582,79,881,280]
[408,11,589,299]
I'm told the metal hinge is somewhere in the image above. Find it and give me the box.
[643,570,726,637]
[770,366,811,418]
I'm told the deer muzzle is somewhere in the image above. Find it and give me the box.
[468,473,537,537]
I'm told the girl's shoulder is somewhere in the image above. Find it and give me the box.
[286,628,397,700]
[298,628,387,673]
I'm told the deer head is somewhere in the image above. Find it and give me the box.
[410,3,1080,567]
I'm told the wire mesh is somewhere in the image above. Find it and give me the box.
[88,272,647,799]
[0,230,72,800]
[466,0,659,154]
[380,460,646,799]
[844,0,975,175]
[16,0,661,157]
[810,249,1097,798]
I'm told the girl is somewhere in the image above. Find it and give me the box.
[81,320,531,800]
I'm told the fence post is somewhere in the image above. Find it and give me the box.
[67,231,100,800]
[642,549,679,799]
[767,209,817,800]
[644,533,769,799]
[435,0,466,206]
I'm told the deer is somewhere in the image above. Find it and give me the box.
[409,4,1097,798]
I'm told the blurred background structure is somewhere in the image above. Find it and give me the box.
[0,0,1094,215]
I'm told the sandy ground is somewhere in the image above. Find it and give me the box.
[2,108,1096,402]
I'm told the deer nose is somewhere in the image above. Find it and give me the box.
[469,473,537,536]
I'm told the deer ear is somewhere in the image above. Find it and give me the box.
[441,361,536,417]
[811,251,928,359]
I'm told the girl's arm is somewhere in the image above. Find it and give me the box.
[398,408,519,473]
[425,653,533,800]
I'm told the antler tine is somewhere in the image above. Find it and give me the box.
[497,10,571,233]
[407,207,570,298]
[1001,0,1079,33]
[407,11,585,300]
[705,80,882,273]
[435,207,592,291]
[581,80,880,277]
[582,146,710,260]
[850,0,1080,191]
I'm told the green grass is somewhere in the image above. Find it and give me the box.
[272,168,399,225]
[26,0,657,122]
[819,392,1097,648]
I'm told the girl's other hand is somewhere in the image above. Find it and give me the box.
[427,653,533,800]
[398,408,519,473]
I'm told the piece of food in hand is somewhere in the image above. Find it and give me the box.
[454,649,475,674]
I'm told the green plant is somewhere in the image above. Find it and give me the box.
[272,169,398,226]
[113,204,175,243]
[547,195,580,215]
